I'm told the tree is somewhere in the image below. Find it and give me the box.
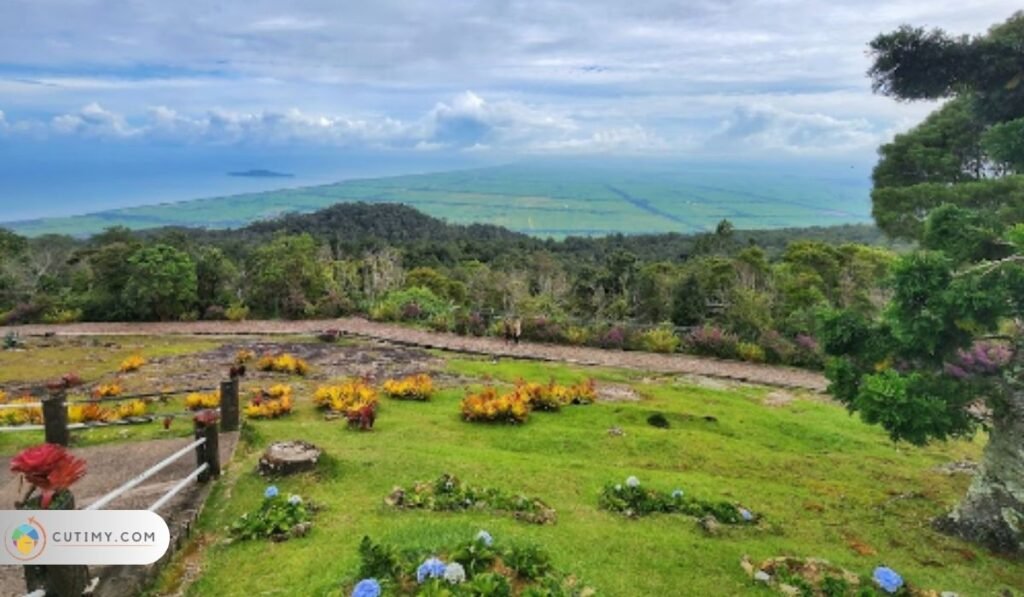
[122,244,198,321]
[246,234,327,318]
[825,13,1024,554]
[194,246,238,315]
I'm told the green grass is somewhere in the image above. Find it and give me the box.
[151,356,1018,596]
[6,163,872,238]
[4,337,1018,595]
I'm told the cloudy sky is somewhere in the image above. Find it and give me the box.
[0,1,1019,218]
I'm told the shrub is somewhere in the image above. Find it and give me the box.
[454,310,488,337]
[736,341,767,363]
[460,388,530,424]
[230,487,314,541]
[598,476,755,523]
[520,315,564,343]
[244,385,294,419]
[185,391,220,411]
[92,383,123,398]
[256,353,310,376]
[638,326,682,353]
[370,287,450,323]
[758,330,796,364]
[562,325,591,346]
[42,308,82,324]
[517,379,596,411]
[382,374,434,401]
[203,305,227,321]
[791,333,825,369]
[314,380,378,414]
[0,392,42,426]
[685,325,739,359]
[225,303,250,322]
[119,354,146,373]
[596,325,627,350]
[385,473,557,525]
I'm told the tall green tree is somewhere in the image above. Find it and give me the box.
[122,244,198,321]
[825,12,1024,554]
[246,234,327,318]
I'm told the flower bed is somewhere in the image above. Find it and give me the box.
[742,557,925,596]
[460,387,530,424]
[598,476,756,524]
[348,530,591,596]
[382,373,434,401]
[244,385,294,419]
[256,353,310,376]
[385,473,557,525]
[119,354,146,373]
[185,391,220,411]
[229,485,315,542]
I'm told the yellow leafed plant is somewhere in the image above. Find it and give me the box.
[68,401,119,424]
[117,399,149,419]
[119,354,146,373]
[314,380,378,415]
[185,391,220,411]
[244,386,294,419]
[256,353,310,376]
[460,387,530,424]
[92,383,123,398]
[382,374,434,401]
[235,349,256,364]
[0,393,42,426]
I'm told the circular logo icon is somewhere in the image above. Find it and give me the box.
[6,518,46,561]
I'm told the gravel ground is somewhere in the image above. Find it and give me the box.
[7,318,828,392]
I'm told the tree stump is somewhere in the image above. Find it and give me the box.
[258,440,322,476]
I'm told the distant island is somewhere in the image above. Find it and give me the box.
[228,169,294,178]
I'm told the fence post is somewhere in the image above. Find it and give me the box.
[193,416,220,482]
[219,378,239,432]
[42,391,69,446]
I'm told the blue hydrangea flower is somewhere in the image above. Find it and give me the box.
[264,485,279,499]
[739,508,753,521]
[288,494,302,506]
[416,557,446,583]
[671,489,684,499]
[475,530,494,547]
[351,578,381,597]
[443,562,466,585]
[872,566,904,594]
[626,476,640,488]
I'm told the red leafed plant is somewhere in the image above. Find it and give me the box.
[11,443,87,508]
[346,404,377,431]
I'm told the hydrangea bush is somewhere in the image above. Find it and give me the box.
[385,473,557,525]
[598,476,755,524]
[349,531,593,596]
[229,485,315,541]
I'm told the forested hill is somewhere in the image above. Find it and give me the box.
[161,201,901,264]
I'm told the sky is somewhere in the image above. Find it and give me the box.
[0,0,1020,220]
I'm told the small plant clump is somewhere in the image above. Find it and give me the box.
[185,391,220,411]
[348,531,593,596]
[11,443,87,509]
[256,353,310,376]
[743,557,921,596]
[0,391,42,426]
[314,380,379,414]
[385,473,557,525]
[518,379,597,411]
[382,373,435,401]
[119,354,146,373]
[244,385,294,419]
[229,485,315,542]
[598,476,756,524]
[460,387,530,424]
[91,383,123,398]
[67,399,149,424]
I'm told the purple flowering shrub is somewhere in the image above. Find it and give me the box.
[685,325,740,359]
[944,340,1014,379]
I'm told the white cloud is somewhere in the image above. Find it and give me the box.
[709,105,881,154]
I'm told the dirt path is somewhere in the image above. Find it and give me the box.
[7,318,828,392]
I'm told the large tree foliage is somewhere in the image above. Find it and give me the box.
[122,244,198,321]
[825,12,1024,554]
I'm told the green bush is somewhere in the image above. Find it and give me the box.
[370,287,451,323]
[737,341,766,363]
[41,308,82,324]
[563,325,591,346]
[638,326,681,353]
[225,303,250,322]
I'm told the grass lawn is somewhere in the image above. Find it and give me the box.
[152,355,1018,596]
[2,337,1019,595]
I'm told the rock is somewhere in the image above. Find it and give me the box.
[289,522,312,538]
[754,571,771,583]
[607,426,625,437]
[258,440,323,476]
[698,515,721,535]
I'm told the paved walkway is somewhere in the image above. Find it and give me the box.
[8,318,828,391]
